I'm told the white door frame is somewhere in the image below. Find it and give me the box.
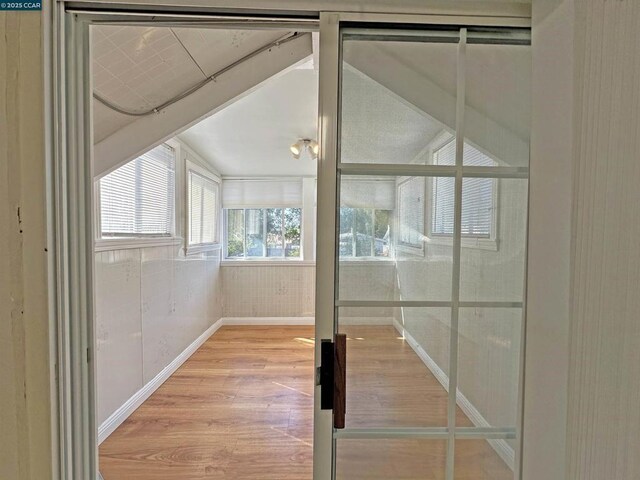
[47,4,564,480]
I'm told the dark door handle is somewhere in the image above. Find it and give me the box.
[333,333,347,429]
[318,334,347,429]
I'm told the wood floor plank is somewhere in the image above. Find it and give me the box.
[99,325,512,479]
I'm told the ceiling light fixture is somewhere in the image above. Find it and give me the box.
[290,139,319,160]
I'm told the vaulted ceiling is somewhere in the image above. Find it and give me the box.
[91,25,530,178]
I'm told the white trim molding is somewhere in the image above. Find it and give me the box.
[94,237,183,252]
[98,316,318,443]
[98,319,224,444]
[220,316,314,326]
[392,319,515,470]
[339,316,394,326]
[221,260,315,267]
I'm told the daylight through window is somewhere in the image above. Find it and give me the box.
[431,138,496,238]
[226,208,302,259]
[99,144,176,238]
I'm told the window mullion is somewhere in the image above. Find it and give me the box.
[199,180,205,244]
[371,208,375,257]
[282,208,286,258]
[262,209,266,257]
[243,209,247,258]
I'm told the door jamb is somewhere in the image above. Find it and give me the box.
[51,5,534,480]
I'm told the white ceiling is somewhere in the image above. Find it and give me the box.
[178,60,451,176]
[179,66,319,177]
[92,25,530,178]
[91,26,290,143]
[341,66,445,164]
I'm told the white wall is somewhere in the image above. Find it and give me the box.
[522,0,573,478]
[220,262,397,321]
[396,178,527,449]
[94,137,225,428]
[222,264,315,317]
[566,1,640,478]
[0,11,54,480]
[94,245,222,425]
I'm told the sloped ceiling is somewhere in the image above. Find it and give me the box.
[178,67,319,177]
[92,26,290,143]
[92,25,530,179]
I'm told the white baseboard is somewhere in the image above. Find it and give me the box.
[339,316,394,326]
[220,316,314,326]
[393,319,515,470]
[98,316,314,443]
[98,318,224,444]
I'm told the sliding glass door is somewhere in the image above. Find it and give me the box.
[315,12,531,480]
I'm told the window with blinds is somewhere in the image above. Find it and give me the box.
[188,170,219,246]
[432,138,495,238]
[99,144,176,238]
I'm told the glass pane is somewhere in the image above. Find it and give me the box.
[455,439,515,480]
[459,179,528,303]
[284,207,301,258]
[336,439,447,480]
[338,175,453,301]
[341,39,458,165]
[226,209,245,258]
[245,209,264,257]
[464,43,531,167]
[266,208,283,257]
[338,307,450,428]
[456,308,522,430]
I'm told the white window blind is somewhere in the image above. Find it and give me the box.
[432,138,495,238]
[188,170,219,246]
[99,144,175,237]
[398,177,426,248]
[222,179,302,208]
[340,177,396,210]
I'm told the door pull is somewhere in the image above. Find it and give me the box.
[318,334,347,429]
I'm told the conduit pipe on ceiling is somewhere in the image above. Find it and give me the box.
[93,31,308,117]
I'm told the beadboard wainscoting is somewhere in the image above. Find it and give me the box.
[221,264,315,318]
[94,245,223,432]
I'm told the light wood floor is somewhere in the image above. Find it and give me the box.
[99,326,512,480]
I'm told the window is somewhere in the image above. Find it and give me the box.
[431,138,495,238]
[225,208,302,259]
[187,167,219,247]
[99,144,175,238]
[397,177,426,250]
[339,208,391,258]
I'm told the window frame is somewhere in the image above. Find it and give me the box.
[94,141,180,251]
[184,159,221,255]
[425,133,499,251]
[223,207,303,261]
[338,206,393,260]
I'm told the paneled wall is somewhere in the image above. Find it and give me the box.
[94,245,222,425]
[221,262,397,321]
[567,1,640,478]
[221,265,315,317]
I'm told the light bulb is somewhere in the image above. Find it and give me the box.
[310,140,319,156]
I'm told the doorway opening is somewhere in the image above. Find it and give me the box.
[91,24,319,479]
[56,8,531,480]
